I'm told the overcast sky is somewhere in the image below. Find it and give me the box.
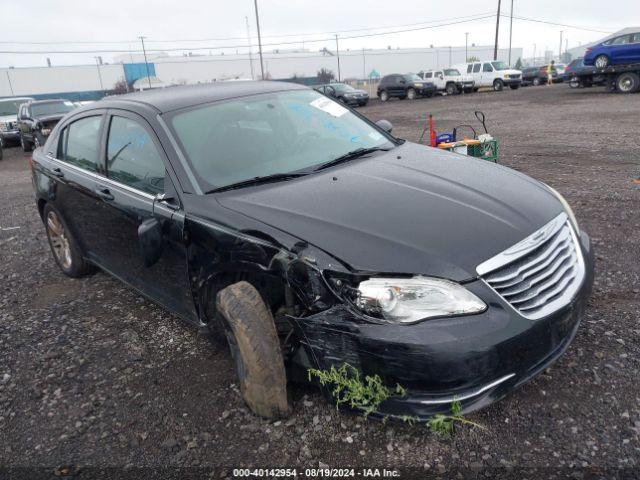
[1,0,638,68]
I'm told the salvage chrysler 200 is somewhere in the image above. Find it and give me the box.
[31,82,594,420]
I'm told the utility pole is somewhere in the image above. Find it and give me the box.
[508,0,514,65]
[94,56,104,91]
[533,43,537,64]
[253,0,265,80]
[559,30,563,62]
[335,35,341,82]
[465,32,469,62]
[139,36,152,89]
[6,71,14,95]
[449,46,452,67]
[362,48,366,80]
[493,0,502,61]
[245,16,255,80]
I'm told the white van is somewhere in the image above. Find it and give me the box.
[418,68,475,95]
[457,61,522,91]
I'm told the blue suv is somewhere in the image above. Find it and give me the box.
[584,32,640,68]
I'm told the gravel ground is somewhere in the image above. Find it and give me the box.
[0,84,639,478]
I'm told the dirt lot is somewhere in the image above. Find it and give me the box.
[1,85,639,478]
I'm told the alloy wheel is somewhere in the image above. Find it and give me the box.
[46,210,72,270]
[595,56,609,69]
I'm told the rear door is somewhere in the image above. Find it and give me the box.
[609,34,631,63]
[471,63,482,85]
[90,110,196,320]
[628,33,640,63]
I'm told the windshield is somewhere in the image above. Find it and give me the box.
[168,90,395,192]
[31,101,75,117]
[331,83,355,92]
[0,100,26,116]
[491,61,510,71]
[444,69,460,76]
[405,74,422,82]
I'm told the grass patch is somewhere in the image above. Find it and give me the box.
[307,363,406,417]
[427,399,485,437]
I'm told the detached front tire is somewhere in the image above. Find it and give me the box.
[216,281,291,419]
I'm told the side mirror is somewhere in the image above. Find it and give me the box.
[376,119,393,133]
[138,217,163,267]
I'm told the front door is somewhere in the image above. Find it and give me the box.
[89,111,196,321]
[482,62,495,86]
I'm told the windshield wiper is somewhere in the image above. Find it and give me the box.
[314,147,391,171]
[205,172,310,194]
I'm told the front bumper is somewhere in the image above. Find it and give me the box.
[344,96,369,106]
[503,77,522,86]
[0,130,21,145]
[292,230,594,419]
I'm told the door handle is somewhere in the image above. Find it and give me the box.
[94,185,114,201]
[51,167,64,178]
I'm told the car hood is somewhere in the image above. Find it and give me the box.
[35,114,66,124]
[0,114,17,123]
[217,142,563,281]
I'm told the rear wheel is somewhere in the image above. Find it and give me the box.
[594,55,609,69]
[379,90,389,102]
[615,72,640,93]
[216,281,291,419]
[20,135,32,152]
[532,77,541,86]
[406,88,416,100]
[493,79,504,91]
[43,204,94,278]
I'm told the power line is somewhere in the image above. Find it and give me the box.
[0,11,497,46]
[0,14,497,55]
[505,14,614,34]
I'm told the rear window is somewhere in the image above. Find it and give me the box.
[32,101,75,117]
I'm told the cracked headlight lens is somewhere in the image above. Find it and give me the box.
[355,276,486,324]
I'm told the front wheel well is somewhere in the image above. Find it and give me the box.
[37,199,47,220]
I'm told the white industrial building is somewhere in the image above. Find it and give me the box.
[0,44,523,98]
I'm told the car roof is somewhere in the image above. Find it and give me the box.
[28,99,70,105]
[98,81,308,114]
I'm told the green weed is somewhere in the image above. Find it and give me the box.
[307,363,406,417]
[427,399,485,437]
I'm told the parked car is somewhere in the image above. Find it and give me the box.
[584,31,640,68]
[521,65,559,86]
[377,73,436,101]
[0,96,34,149]
[418,68,474,94]
[458,61,522,91]
[314,83,369,106]
[563,58,598,87]
[31,81,594,420]
[17,99,76,151]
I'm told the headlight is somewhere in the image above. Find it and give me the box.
[0,122,7,132]
[545,184,580,233]
[414,83,423,87]
[503,74,510,79]
[355,276,486,324]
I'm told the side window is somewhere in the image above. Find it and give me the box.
[611,35,630,45]
[467,64,473,73]
[483,63,493,72]
[106,116,165,195]
[633,33,640,43]
[473,63,481,73]
[396,76,404,84]
[62,116,102,172]
[425,72,432,79]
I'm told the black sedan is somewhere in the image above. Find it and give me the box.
[18,99,75,151]
[314,83,369,106]
[31,82,594,420]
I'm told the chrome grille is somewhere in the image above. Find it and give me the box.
[477,213,585,320]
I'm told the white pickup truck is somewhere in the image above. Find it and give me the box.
[418,68,474,95]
